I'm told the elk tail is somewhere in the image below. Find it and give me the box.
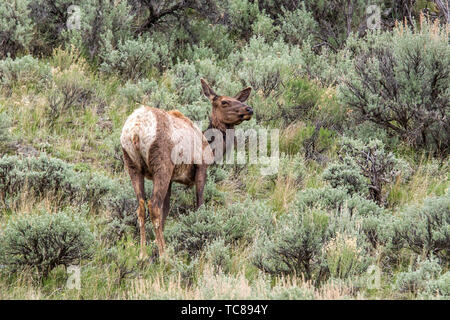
[132,133,140,151]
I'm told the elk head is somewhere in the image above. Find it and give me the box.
[201,78,253,132]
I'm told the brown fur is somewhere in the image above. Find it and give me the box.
[167,109,194,126]
[121,79,253,257]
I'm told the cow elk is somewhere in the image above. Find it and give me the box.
[120,79,253,258]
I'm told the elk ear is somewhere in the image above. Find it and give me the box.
[234,87,252,103]
[201,78,217,101]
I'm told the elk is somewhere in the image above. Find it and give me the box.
[120,79,253,258]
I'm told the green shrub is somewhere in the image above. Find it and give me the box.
[0,111,12,154]
[254,185,385,281]
[228,36,301,99]
[281,78,323,123]
[97,128,124,174]
[346,121,396,147]
[339,21,450,155]
[182,21,235,60]
[119,78,158,105]
[279,6,317,46]
[395,257,446,295]
[269,286,315,300]
[62,0,134,59]
[296,186,388,249]
[259,0,369,50]
[167,200,274,255]
[227,0,261,39]
[251,12,279,43]
[324,231,370,280]
[337,137,410,204]
[47,64,95,125]
[253,209,331,280]
[394,192,450,259]
[0,55,51,93]
[297,186,384,217]
[100,36,171,80]
[423,271,450,298]
[170,59,238,109]
[322,162,368,196]
[0,0,34,58]
[0,154,116,211]
[170,60,201,105]
[0,155,159,245]
[101,181,153,245]
[297,187,349,214]
[0,209,94,278]
[279,123,335,158]
[301,125,336,162]
[166,206,224,255]
[205,238,232,273]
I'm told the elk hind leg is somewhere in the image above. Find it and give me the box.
[123,149,147,259]
[148,173,172,255]
[161,181,172,231]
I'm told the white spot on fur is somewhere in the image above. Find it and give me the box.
[120,106,157,169]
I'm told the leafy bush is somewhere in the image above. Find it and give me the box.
[47,64,95,125]
[182,21,235,61]
[253,209,331,280]
[297,186,384,217]
[119,78,158,105]
[227,0,261,39]
[259,0,369,50]
[423,271,450,298]
[340,20,450,155]
[322,162,368,196]
[97,128,125,173]
[228,36,301,99]
[395,257,447,296]
[337,137,410,204]
[324,232,369,279]
[0,0,34,58]
[204,238,232,273]
[296,187,349,213]
[0,209,94,278]
[394,192,450,259]
[0,154,115,211]
[101,182,153,245]
[296,186,388,249]
[100,36,171,80]
[280,78,323,123]
[62,0,134,59]
[0,55,51,93]
[166,206,225,255]
[0,111,12,154]
[0,154,157,245]
[269,286,315,300]
[279,6,317,46]
[167,200,274,255]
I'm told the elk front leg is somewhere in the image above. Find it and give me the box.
[195,164,208,210]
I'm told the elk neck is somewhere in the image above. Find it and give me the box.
[204,117,235,157]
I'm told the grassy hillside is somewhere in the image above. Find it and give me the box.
[0,1,449,299]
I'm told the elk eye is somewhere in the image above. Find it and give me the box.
[221,101,229,106]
